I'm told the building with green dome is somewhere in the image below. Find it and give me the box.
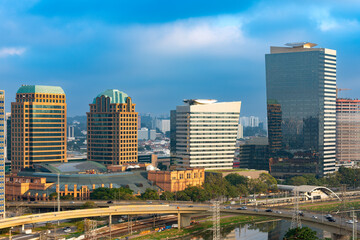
[87,89,138,165]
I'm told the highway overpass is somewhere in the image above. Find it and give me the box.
[0,205,358,240]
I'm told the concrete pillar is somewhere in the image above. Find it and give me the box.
[180,214,192,228]
[331,233,351,240]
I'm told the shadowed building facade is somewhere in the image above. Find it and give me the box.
[336,98,360,167]
[11,85,67,173]
[87,89,138,165]
[266,43,336,177]
[0,90,5,218]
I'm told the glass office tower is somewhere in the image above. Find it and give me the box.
[266,42,336,177]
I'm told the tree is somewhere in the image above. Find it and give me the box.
[225,174,248,186]
[284,227,319,240]
[61,194,74,200]
[82,201,96,209]
[176,191,191,201]
[288,176,308,186]
[183,186,209,202]
[203,173,230,199]
[259,173,278,192]
[141,188,159,200]
[160,191,175,201]
[49,192,58,200]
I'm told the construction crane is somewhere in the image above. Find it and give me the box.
[336,88,351,98]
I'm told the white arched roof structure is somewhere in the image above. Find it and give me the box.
[278,185,340,200]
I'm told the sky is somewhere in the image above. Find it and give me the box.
[1,0,360,118]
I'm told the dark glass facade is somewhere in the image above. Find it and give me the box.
[266,46,336,177]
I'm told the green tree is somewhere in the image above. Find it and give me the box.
[141,188,159,200]
[176,191,191,201]
[183,186,209,202]
[249,179,267,194]
[284,227,319,240]
[288,176,308,186]
[160,191,175,201]
[82,201,96,209]
[225,174,248,186]
[49,192,58,200]
[61,194,74,200]
[203,173,230,199]
[259,173,278,192]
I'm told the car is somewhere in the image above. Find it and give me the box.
[254,209,259,212]
[63,227,71,233]
[237,206,247,210]
[325,214,333,219]
[312,216,318,219]
[147,201,153,204]
[224,206,232,209]
[265,209,273,212]
[328,217,336,222]
[118,219,124,223]
[107,201,113,204]
[275,211,282,214]
[297,211,304,216]
[69,201,75,204]
[346,220,354,224]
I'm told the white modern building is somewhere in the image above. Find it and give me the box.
[68,125,75,141]
[156,119,170,134]
[173,99,241,169]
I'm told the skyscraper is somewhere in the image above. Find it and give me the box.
[11,85,67,173]
[87,89,138,165]
[266,42,336,177]
[336,98,360,167]
[172,99,241,169]
[0,90,5,218]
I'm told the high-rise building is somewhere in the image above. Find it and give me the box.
[336,98,360,166]
[67,126,75,141]
[238,137,269,171]
[266,42,336,177]
[6,113,11,161]
[0,90,5,218]
[87,89,138,165]
[11,85,67,173]
[240,116,260,127]
[172,99,241,169]
[156,119,170,134]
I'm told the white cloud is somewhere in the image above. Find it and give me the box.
[0,47,26,58]
[311,8,359,32]
[121,15,266,58]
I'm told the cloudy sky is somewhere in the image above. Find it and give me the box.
[1,0,360,118]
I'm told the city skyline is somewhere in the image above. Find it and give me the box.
[1,1,360,118]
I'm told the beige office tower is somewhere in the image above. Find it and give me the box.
[87,89,138,165]
[0,90,5,218]
[11,85,67,173]
[174,99,241,169]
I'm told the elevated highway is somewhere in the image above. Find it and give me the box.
[0,205,358,239]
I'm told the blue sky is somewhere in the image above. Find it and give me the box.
[1,0,360,118]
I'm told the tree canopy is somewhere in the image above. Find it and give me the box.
[284,227,319,240]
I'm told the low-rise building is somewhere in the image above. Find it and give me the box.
[148,168,205,192]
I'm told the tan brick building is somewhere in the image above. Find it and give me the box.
[148,168,205,192]
[11,85,67,173]
[87,89,138,165]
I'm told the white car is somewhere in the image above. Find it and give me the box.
[346,220,354,224]
[312,216,318,219]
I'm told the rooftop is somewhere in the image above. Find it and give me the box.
[285,42,317,48]
[35,161,108,174]
[17,85,65,94]
[93,89,129,104]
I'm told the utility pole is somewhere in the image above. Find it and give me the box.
[57,173,60,226]
[353,210,357,240]
[212,200,221,240]
[291,190,301,229]
[109,214,112,240]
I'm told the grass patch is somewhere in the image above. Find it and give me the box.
[299,199,360,212]
[132,215,271,240]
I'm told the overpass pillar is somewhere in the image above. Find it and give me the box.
[177,213,192,229]
[21,224,24,232]
[331,233,350,240]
